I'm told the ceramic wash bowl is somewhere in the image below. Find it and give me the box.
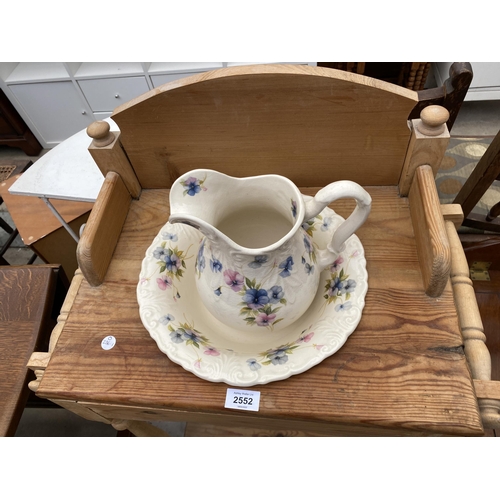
[137,205,368,387]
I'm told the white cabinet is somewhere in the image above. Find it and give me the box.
[78,76,150,112]
[8,81,94,145]
[433,62,500,101]
[0,62,315,148]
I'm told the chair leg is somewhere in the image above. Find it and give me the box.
[0,228,19,258]
[0,216,14,234]
[27,252,38,265]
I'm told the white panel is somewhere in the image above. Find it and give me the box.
[6,62,69,83]
[75,62,144,78]
[9,81,94,144]
[78,76,150,112]
[469,62,500,88]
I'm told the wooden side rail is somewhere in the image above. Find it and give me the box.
[77,171,131,287]
[442,214,500,429]
[409,165,451,297]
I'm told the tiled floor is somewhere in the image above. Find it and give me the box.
[2,99,500,437]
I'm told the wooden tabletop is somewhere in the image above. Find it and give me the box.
[36,187,484,436]
[0,175,93,245]
[0,265,58,436]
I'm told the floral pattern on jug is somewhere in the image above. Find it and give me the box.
[139,236,194,301]
[168,169,370,333]
[180,174,207,197]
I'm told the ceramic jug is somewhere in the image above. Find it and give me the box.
[169,169,371,332]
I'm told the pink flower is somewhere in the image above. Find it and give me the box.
[194,359,201,369]
[299,331,314,343]
[313,344,325,350]
[255,312,277,327]
[156,275,173,290]
[204,347,220,356]
[330,256,344,272]
[223,269,244,292]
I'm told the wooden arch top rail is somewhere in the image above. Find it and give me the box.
[111,64,419,190]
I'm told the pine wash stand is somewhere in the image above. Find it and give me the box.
[28,65,500,437]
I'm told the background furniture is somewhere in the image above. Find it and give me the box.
[452,129,500,232]
[0,265,64,436]
[317,62,431,90]
[0,89,42,156]
[0,160,37,265]
[27,65,499,436]
[434,62,500,101]
[409,62,473,133]
[0,174,93,282]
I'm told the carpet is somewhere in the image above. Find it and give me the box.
[435,137,500,219]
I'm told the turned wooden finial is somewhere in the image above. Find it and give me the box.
[417,105,450,136]
[87,121,115,147]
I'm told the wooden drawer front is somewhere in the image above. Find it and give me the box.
[9,81,93,145]
[78,76,150,112]
[151,73,201,88]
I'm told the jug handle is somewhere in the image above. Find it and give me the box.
[303,181,372,268]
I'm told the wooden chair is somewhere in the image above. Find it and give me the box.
[0,265,65,436]
[318,62,473,133]
[26,65,500,436]
[409,62,473,133]
[452,129,500,232]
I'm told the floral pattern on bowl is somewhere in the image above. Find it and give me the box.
[137,205,368,387]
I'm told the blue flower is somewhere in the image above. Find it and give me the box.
[170,330,184,343]
[182,176,202,196]
[328,277,345,296]
[210,258,223,273]
[165,253,181,272]
[159,314,175,324]
[320,217,333,232]
[183,329,202,343]
[335,301,352,312]
[214,287,222,296]
[303,235,312,254]
[268,285,284,303]
[343,279,357,294]
[301,222,310,231]
[248,255,268,269]
[162,232,178,241]
[247,358,262,371]
[291,200,297,219]
[153,247,168,260]
[305,263,314,275]
[243,288,269,309]
[278,256,294,278]
[267,347,289,365]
